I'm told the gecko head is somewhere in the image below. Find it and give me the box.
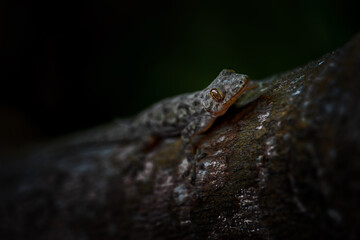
[202,69,250,116]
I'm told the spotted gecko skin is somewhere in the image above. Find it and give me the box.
[133,69,250,181]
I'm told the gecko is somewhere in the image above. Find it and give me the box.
[132,69,250,181]
[69,69,251,182]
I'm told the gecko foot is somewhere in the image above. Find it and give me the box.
[195,149,207,161]
[182,159,196,183]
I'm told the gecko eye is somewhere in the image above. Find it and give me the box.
[209,88,224,102]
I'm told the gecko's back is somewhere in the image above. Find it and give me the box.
[133,91,206,136]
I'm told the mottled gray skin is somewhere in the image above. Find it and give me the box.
[133,69,250,180]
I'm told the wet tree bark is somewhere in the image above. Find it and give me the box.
[1,34,360,240]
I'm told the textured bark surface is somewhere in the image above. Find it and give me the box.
[1,34,360,240]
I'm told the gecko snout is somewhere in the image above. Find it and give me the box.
[232,81,247,91]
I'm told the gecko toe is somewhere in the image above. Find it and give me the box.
[195,150,207,160]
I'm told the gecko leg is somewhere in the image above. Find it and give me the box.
[181,115,215,183]
[194,149,207,171]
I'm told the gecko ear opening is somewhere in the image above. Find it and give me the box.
[209,88,224,102]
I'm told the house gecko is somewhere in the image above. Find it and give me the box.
[132,69,250,181]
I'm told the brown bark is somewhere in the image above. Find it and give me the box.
[1,34,360,240]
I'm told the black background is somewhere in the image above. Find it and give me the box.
[0,0,358,151]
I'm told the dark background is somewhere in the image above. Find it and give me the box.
[0,0,358,152]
